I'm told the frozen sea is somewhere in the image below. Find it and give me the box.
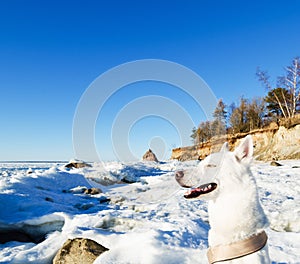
[0,160,299,263]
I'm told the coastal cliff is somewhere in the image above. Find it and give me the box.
[171,124,300,161]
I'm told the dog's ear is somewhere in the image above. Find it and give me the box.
[234,135,253,163]
[220,142,229,152]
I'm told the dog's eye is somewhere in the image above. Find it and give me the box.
[206,164,217,168]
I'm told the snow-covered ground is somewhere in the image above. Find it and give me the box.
[0,160,299,264]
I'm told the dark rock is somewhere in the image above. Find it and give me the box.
[121,178,136,184]
[99,197,111,204]
[45,197,54,202]
[0,230,32,244]
[65,160,92,169]
[270,161,283,166]
[53,238,109,264]
[84,188,102,195]
[292,166,300,168]
[0,220,65,244]
[142,149,159,162]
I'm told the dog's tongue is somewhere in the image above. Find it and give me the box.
[184,188,203,199]
[184,183,217,199]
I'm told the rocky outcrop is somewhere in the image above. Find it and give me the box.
[65,159,92,169]
[171,124,300,161]
[84,188,102,195]
[53,238,109,264]
[270,161,283,166]
[142,149,159,162]
[171,145,200,161]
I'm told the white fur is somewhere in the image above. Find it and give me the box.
[176,135,270,263]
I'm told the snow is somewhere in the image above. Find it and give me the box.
[0,160,299,263]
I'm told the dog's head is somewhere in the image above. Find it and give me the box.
[175,135,253,200]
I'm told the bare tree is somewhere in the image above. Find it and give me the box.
[277,57,300,117]
[257,57,300,118]
[256,68,289,118]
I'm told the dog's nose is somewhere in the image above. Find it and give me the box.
[175,170,184,180]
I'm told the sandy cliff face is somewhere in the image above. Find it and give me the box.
[256,125,300,160]
[171,124,300,161]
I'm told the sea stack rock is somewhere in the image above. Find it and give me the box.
[142,149,159,162]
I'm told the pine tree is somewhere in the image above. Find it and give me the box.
[212,99,227,136]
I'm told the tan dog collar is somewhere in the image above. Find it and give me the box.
[207,231,268,263]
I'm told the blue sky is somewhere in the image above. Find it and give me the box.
[0,0,299,161]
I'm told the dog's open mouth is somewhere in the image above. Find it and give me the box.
[184,183,217,199]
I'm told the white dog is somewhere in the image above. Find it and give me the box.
[175,135,270,263]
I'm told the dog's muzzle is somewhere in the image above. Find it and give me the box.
[175,170,218,199]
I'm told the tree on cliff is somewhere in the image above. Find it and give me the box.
[277,57,300,117]
[229,97,265,133]
[212,99,227,136]
[191,100,227,144]
[257,56,300,118]
[191,127,198,144]
[229,97,248,133]
[199,121,213,143]
[264,88,291,117]
[190,57,300,145]
[191,121,212,144]
[246,97,266,131]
